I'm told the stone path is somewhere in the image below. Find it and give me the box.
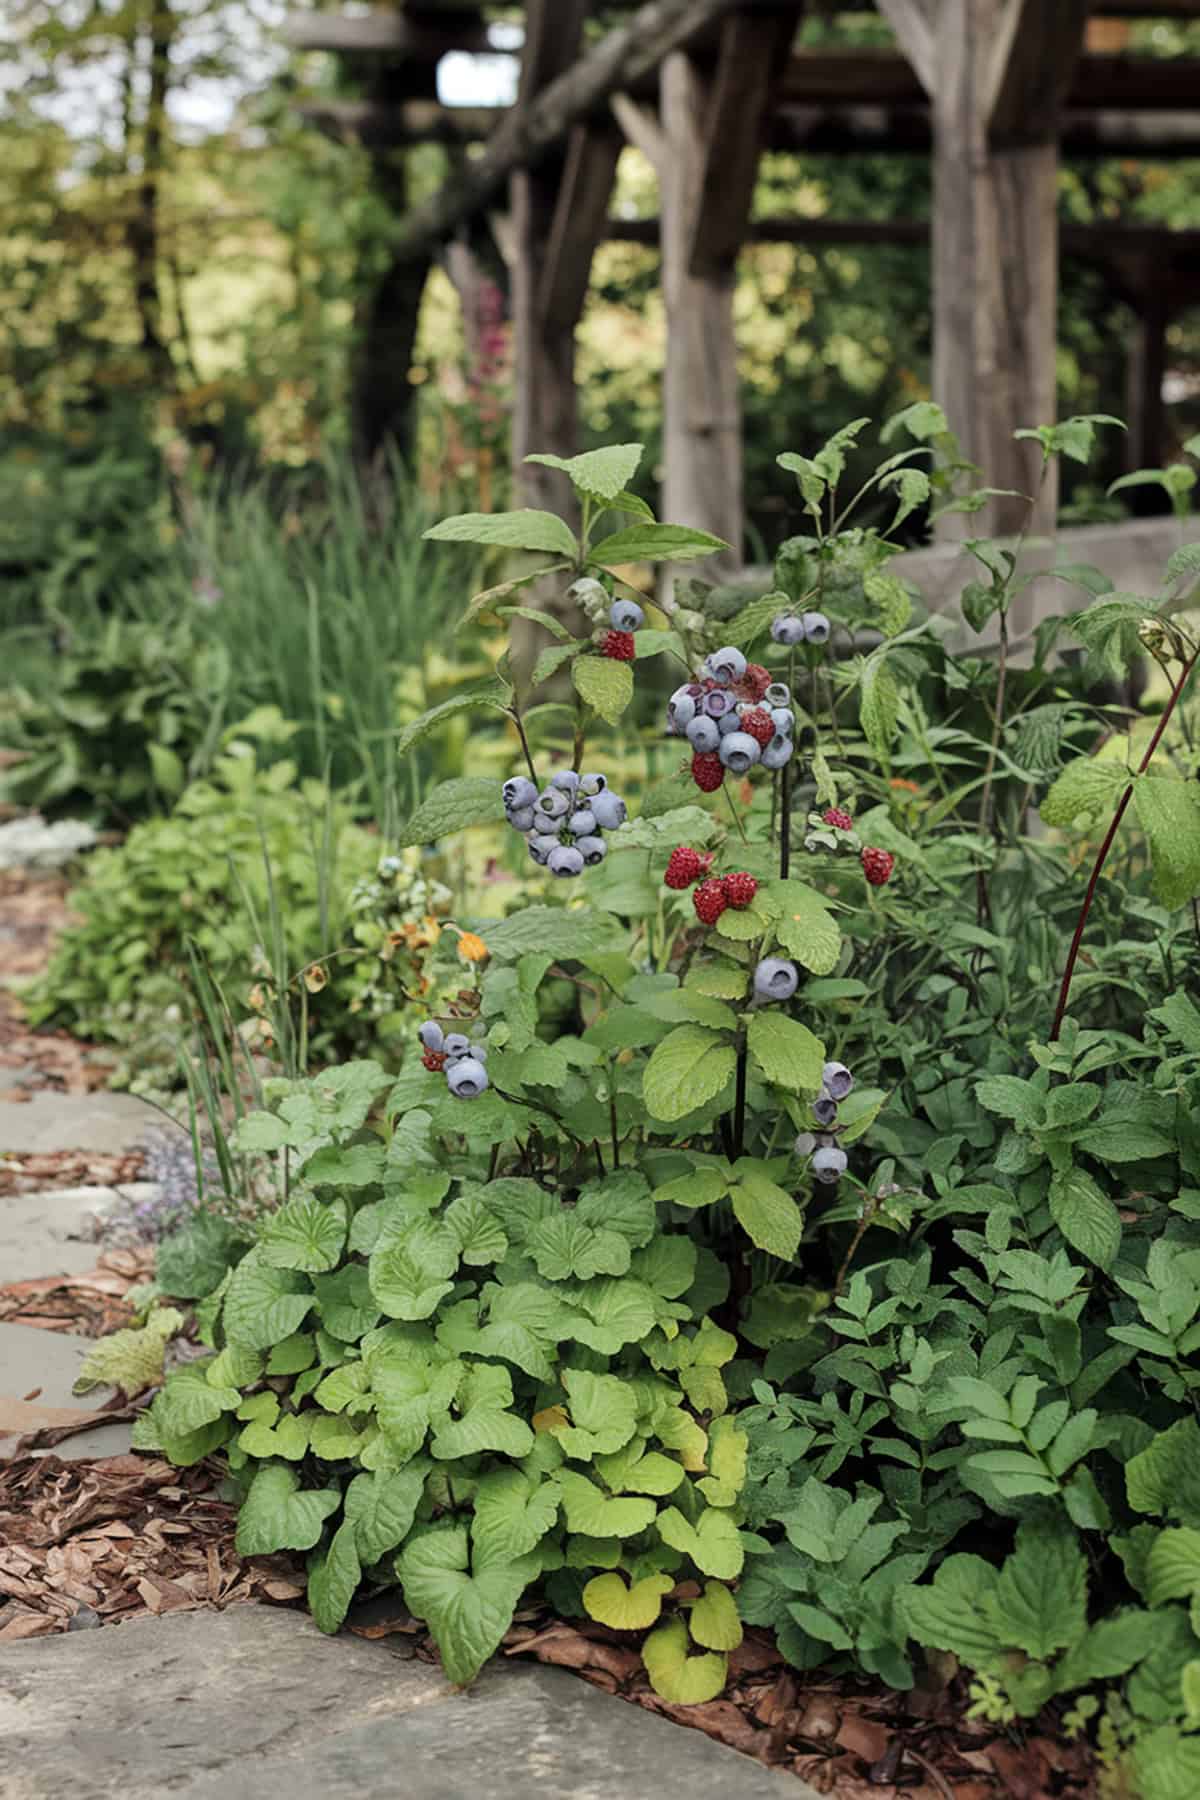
[0,1606,808,1800]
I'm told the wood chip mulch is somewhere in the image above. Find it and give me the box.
[0,1149,146,1199]
[0,1247,155,1338]
[0,1452,306,1644]
[0,867,116,1098]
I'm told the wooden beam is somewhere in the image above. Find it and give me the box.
[661,51,743,572]
[284,10,489,55]
[389,0,747,262]
[986,0,1092,145]
[874,0,936,94]
[688,7,803,275]
[610,92,667,171]
[537,121,624,329]
[296,100,500,146]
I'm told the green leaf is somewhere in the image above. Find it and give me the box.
[223,1247,313,1350]
[1134,776,1200,910]
[554,1368,639,1458]
[1049,1165,1121,1269]
[479,905,626,963]
[1055,1609,1159,1689]
[730,1169,803,1261]
[584,1570,674,1630]
[398,777,506,849]
[393,683,510,757]
[312,1265,381,1343]
[770,882,842,974]
[471,1467,561,1565]
[864,569,913,634]
[1127,1418,1200,1523]
[424,509,578,558]
[975,1074,1044,1131]
[156,1213,244,1301]
[344,1466,428,1565]
[235,1463,340,1556]
[308,1519,361,1635]
[1146,1529,1200,1608]
[747,1011,825,1093]
[1040,756,1129,830]
[588,525,729,566]
[657,1506,744,1579]
[260,1196,347,1273]
[527,443,643,501]
[722,591,793,649]
[689,1581,743,1651]
[860,654,900,759]
[557,1470,657,1538]
[369,1221,460,1321]
[430,1363,534,1460]
[398,1524,538,1685]
[643,1025,736,1122]
[642,1617,727,1704]
[72,1306,183,1396]
[572,654,634,725]
[901,1556,1006,1668]
[151,1365,240,1437]
[985,1519,1087,1661]
[527,1213,630,1282]
[530,642,579,687]
[302,1146,385,1188]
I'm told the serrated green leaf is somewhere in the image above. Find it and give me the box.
[235,1463,340,1556]
[730,1170,803,1260]
[260,1196,347,1274]
[223,1247,313,1349]
[398,777,506,850]
[747,1011,825,1093]
[424,509,578,557]
[1049,1165,1121,1269]
[393,683,511,756]
[527,443,644,500]
[308,1519,361,1635]
[72,1306,183,1396]
[772,881,842,974]
[588,524,728,567]
[471,1467,561,1565]
[430,1362,534,1460]
[369,1221,460,1321]
[643,1025,736,1122]
[1134,776,1200,910]
[985,1519,1087,1661]
[860,654,900,758]
[553,1368,639,1459]
[571,654,634,725]
[1039,755,1129,830]
[398,1524,538,1684]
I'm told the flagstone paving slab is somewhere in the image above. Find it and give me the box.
[0,1605,813,1800]
[0,1091,156,1156]
[0,1185,118,1283]
[0,1320,133,1460]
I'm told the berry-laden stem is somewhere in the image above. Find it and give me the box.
[779,758,792,879]
[1050,644,1200,1041]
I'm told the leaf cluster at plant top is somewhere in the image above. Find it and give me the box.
[137,426,1200,1797]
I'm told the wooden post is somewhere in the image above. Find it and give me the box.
[885,0,1090,541]
[659,11,800,571]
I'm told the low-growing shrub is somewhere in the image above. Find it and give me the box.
[141,428,1200,1794]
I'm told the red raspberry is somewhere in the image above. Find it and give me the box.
[722,871,758,909]
[693,879,728,925]
[691,751,724,793]
[823,807,854,831]
[740,708,774,748]
[664,847,704,889]
[602,630,636,661]
[862,847,895,887]
[422,1050,446,1072]
[740,663,772,702]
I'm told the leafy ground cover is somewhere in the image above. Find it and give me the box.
[11,417,1200,1798]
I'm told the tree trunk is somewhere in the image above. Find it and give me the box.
[128,0,177,386]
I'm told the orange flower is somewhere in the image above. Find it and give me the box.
[456,930,489,966]
[889,778,921,794]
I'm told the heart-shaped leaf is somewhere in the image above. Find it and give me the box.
[235,1463,341,1556]
[398,1525,539,1685]
[583,1570,674,1630]
[643,1616,728,1703]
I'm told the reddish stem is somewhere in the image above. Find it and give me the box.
[1050,647,1199,1040]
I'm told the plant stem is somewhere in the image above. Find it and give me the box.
[975,607,1008,925]
[1050,645,1200,1041]
[723,780,749,845]
[733,1034,748,1158]
[834,1193,880,1297]
[509,705,538,785]
[779,759,791,879]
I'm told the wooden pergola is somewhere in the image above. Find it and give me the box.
[286,0,1200,552]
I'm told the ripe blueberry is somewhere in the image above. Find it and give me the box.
[548,844,585,877]
[761,734,794,770]
[802,612,831,644]
[610,599,644,632]
[417,1021,444,1052]
[550,771,580,793]
[443,1032,470,1061]
[771,614,806,647]
[447,1056,489,1099]
[574,834,608,866]
[686,716,720,753]
[580,771,608,796]
[590,791,627,831]
[753,957,799,1001]
[567,809,597,837]
[719,731,761,774]
[668,687,697,730]
[812,1094,839,1127]
[503,776,538,812]
[812,1145,848,1183]
[507,805,536,834]
[822,1061,854,1100]
[763,682,791,709]
[709,646,748,686]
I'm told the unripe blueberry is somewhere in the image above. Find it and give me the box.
[550,770,580,793]
[507,805,536,834]
[443,1033,470,1061]
[763,682,791,709]
[812,1145,848,1184]
[417,1021,444,1052]
[502,776,538,812]
[822,1061,854,1101]
[469,1040,488,1061]
[793,1131,816,1158]
[702,688,734,719]
[802,612,831,645]
[753,957,799,1001]
[575,834,608,866]
[567,809,597,837]
[761,734,794,770]
[548,844,585,877]
[771,614,806,647]
[590,791,627,831]
[580,771,608,796]
[610,599,644,632]
[719,731,761,775]
[709,646,747,686]
[447,1056,489,1099]
[527,838,551,866]
[770,707,794,736]
[668,688,697,730]
[812,1094,839,1127]
[687,716,720,753]
[537,787,571,820]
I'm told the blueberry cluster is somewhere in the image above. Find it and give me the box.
[794,1059,854,1184]
[667,644,796,783]
[503,771,627,877]
[771,609,830,648]
[418,1021,490,1099]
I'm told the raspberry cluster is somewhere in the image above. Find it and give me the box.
[418,1022,489,1100]
[601,598,645,661]
[502,771,627,877]
[793,1059,854,1184]
[688,869,758,924]
[771,609,831,648]
[667,644,795,787]
[804,806,898,890]
[663,846,713,889]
